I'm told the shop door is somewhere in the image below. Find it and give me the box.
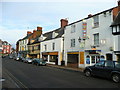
[91,55,100,65]
[106,54,112,61]
[67,54,78,68]
[117,54,120,61]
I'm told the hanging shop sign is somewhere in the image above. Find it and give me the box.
[82,20,87,39]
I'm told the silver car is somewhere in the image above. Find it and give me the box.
[26,58,33,64]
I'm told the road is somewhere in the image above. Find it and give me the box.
[2,56,120,88]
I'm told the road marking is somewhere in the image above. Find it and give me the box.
[4,68,28,89]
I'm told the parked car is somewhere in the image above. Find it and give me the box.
[21,57,27,63]
[32,58,46,66]
[84,60,120,83]
[9,55,13,59]
[26,58,33,64]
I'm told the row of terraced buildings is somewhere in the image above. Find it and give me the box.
[16,1,120,68]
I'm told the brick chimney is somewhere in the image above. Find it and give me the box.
[88,14,93,18]
[37,26,42,31]
[33,30,37,34]
[60,19,68,28]
[27,31,32,35]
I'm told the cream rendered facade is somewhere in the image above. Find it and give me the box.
[40,37,64,65]
[19,39,28,52]
[64,9,117,68]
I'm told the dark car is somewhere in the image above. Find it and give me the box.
[32,58,46,66]
[84,60,120,83]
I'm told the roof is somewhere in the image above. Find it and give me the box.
[42,27,64,41]
[67,6,118,26]
[27,34,41,45]
[110,11,120,26]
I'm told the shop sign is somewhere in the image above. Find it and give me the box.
[82,20,87,39]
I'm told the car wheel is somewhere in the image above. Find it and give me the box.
[112,74,120,83]
[85,70,91,77]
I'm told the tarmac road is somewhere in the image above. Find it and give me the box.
[2,56,120,88]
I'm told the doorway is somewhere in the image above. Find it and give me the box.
[106,53,113,60]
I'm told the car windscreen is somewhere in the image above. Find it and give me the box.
[114,62,120,69]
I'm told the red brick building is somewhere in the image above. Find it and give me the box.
[2,41,11,54]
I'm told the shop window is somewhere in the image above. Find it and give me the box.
[91,56,95,63]
[86,55,90,64]
[100,55,105,61]
[96,56,100,63]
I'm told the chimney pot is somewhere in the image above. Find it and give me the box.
[60,19,68,28]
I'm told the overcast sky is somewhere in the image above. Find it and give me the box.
[0,0,118,48]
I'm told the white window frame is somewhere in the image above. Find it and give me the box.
[71,39,75,47]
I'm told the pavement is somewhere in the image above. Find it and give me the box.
[47,64,85,72]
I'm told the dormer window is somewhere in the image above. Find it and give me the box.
[52,32,58,38]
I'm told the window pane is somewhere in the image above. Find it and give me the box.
[91,56,95,63]
[94,33,99,45]
[105,61,114,68]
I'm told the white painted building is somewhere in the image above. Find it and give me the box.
[64,6,120,68]
[40,28,64,65]
[18,33,32,57]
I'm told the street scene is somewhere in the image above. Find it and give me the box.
[2,56,120,88]
[0,0,120,89]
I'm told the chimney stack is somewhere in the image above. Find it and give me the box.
[88,14,93,18]
[27,31,32,35]
[60,19,68,28]
[37,26,42,31]
[33,30,36,33]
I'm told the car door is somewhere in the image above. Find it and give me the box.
[92,61,105,77]
[101,61,114,78]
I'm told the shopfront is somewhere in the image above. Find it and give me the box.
[85,50,105,66]
[42,52,58,65]
[67,52,79,68]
